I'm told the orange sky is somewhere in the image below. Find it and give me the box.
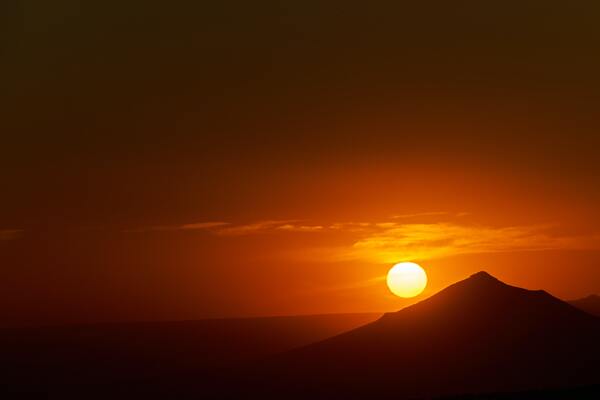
[2,1,600,327]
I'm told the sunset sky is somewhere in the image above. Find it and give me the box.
[3,1,600,327]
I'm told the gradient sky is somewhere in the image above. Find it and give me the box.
[2,1,600,327]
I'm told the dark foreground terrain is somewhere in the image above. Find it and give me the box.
[0,313,378,395]
[2,273,599,399]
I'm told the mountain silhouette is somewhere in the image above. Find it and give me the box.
[570,294,600,317]
[3,273,599,399]
[237,271,600,399]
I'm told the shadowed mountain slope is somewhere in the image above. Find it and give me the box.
[242,272,600,399]
[570,294,600,317]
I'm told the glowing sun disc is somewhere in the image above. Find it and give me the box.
[386,262,428,298]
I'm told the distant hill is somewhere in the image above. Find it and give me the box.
[0,313,379,393]
[237,272,600,399]
[570,294,600,317]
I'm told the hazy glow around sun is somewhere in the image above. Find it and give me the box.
[386,262,428,298]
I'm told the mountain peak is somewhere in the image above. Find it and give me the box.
[383,269,565,320]
[468,270,499,281]
[265,271,600,400]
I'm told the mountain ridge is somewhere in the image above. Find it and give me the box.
[241,271,600,399]
[569,294,600,317]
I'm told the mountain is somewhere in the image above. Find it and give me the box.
[236,272,600,399]
[0,313,379,394]
[570,294,600,317]
[4,273,599,399]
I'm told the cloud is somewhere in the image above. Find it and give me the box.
[126,222,230,233]
[126,220,323,236]
[312,223,600,264]
[276,224,325,233]
[179,222,231,230]
[0,229,23,240]
[390,211,470,219]
[127,216,600,264]
[390,211,450,219]
[216,220,324,236]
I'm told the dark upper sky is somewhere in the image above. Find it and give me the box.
[2,1,600,326]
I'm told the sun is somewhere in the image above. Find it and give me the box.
[386,262,428,298]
